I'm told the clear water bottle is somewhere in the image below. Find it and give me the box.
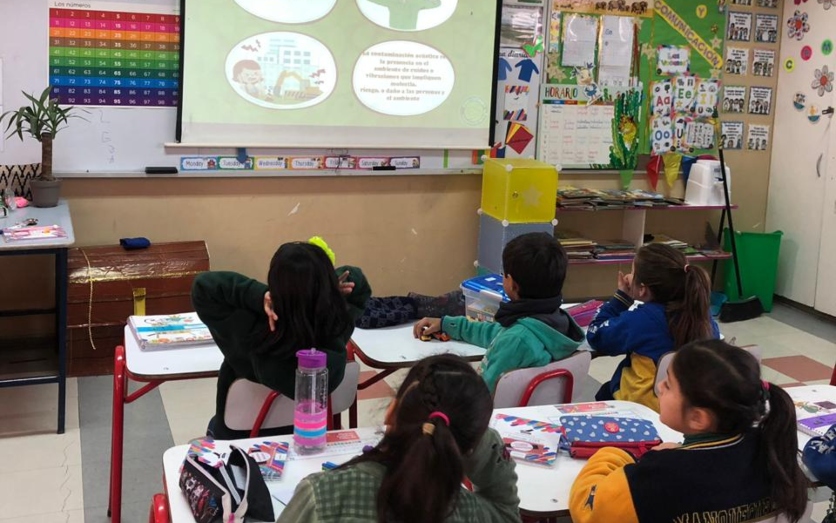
[293,348,328,455]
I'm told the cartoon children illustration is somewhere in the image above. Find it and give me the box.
[232,59,271,101]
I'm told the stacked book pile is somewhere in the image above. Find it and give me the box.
[593,239,636,261]
[556,230,597,260]
[557,187,685,210]
[644,234,701,255]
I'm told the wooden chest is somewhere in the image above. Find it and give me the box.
[67,241,210,376]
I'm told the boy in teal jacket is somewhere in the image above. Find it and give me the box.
[414,233,584,392]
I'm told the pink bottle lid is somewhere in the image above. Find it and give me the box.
[296,348,326,370]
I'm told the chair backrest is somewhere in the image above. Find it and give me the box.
[654,345,763,396]
[493,351,591,409]
[225,361,360,432]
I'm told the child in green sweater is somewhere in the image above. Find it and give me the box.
[414,232,584,392]
[279,353,521,523]
[191,239,371,440]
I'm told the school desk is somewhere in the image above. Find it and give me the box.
[108,327,224,523]
[0,200,75,434]
[159,400,681,522]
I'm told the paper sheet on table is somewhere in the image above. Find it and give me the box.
[561,14,598,67]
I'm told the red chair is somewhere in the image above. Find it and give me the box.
[147,493,169,523]
[492,351,592,408]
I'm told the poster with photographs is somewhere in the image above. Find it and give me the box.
[747,124,770,151]
[721,121,744,150]
[755,14,779,44]
[722,86,747,113]
[728,12,752,42]
[752,49,775,77]
[756,0,778,6]
[651,80,673,117]
[748,86,773,115]
[724,47,749,76]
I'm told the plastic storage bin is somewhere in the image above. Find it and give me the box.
[685,160,731,207]
[477,212,556,274]
[723,229,783,312]
[481,158,559,223]
[461,273,509,323]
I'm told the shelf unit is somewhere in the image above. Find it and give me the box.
[556,203,737,266]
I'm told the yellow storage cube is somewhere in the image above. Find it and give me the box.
[480,158,559,223]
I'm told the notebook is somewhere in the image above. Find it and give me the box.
[2,224,67,241]
[795,398,836,437]
[490,413,562,467]
[248,441,290,481]
[128,312,214,350]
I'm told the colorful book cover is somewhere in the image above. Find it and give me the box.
[502,437,558,466]
[129,312,214,349]
[186,437,224,468]
[248,441,290,481]
[493,413,562,434]
[492,414,562,466]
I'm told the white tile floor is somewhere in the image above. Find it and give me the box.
[0,309,834,522]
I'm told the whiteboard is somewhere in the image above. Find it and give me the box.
[0,0,485,176]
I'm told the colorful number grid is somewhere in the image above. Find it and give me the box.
[49,8,180,107]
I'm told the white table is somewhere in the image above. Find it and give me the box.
[109,327,223,523]
[161,400,680,522]
[347,324,487,426]
[496,401,682,518]
[0,200,75,434]
[786,384,836,450]
[162,428,383,521]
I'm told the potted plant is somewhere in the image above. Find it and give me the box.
[0,87,85,207]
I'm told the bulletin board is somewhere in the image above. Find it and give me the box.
[486,0,727,172]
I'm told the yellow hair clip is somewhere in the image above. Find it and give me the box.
[308,236,336,265]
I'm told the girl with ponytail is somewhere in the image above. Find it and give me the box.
[278,353,521,523]
[570,340,809,523]
[587,243,719,410]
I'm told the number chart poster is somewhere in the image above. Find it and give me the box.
[48,1,180,107]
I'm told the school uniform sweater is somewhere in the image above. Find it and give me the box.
[586,290,720,411]
[191,268,371,438]
[569,432,779,523]
[441,302,585,393]
[277,428,521,523]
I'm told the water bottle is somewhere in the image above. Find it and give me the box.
[293,348,328,455]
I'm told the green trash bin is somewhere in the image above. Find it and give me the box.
[723,229,783,312]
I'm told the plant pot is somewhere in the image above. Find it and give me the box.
[30,178,62,208]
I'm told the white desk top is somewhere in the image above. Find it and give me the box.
[124,326,224,380]
[162,401,680,522]
[786,384,836,450]
[0,199,75,250]
[496,401,682,516]
[163,427,383,522]
[350,324,486,367]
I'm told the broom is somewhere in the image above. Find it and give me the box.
[717,148,764,323]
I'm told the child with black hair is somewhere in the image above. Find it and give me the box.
[570,340,809,523]
[278,353,521,523]
[414,232,585,392]
[191,238,371,440]
[587,243,719,410]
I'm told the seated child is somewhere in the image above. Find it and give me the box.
[191,237,371,440]
[413,232,585,392]
[278,354,521,522]
[570,340,809,523]
[587,243,719,411]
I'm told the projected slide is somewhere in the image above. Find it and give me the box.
[181,0,498,149]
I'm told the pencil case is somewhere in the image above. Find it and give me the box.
[560,415,662,459]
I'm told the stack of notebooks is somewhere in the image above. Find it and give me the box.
[794,395,836,437]
[128,312,214,351]
[593,239,636,261]
[557,188,685,210]
[555,230,597,260]
[644,234,701,256]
